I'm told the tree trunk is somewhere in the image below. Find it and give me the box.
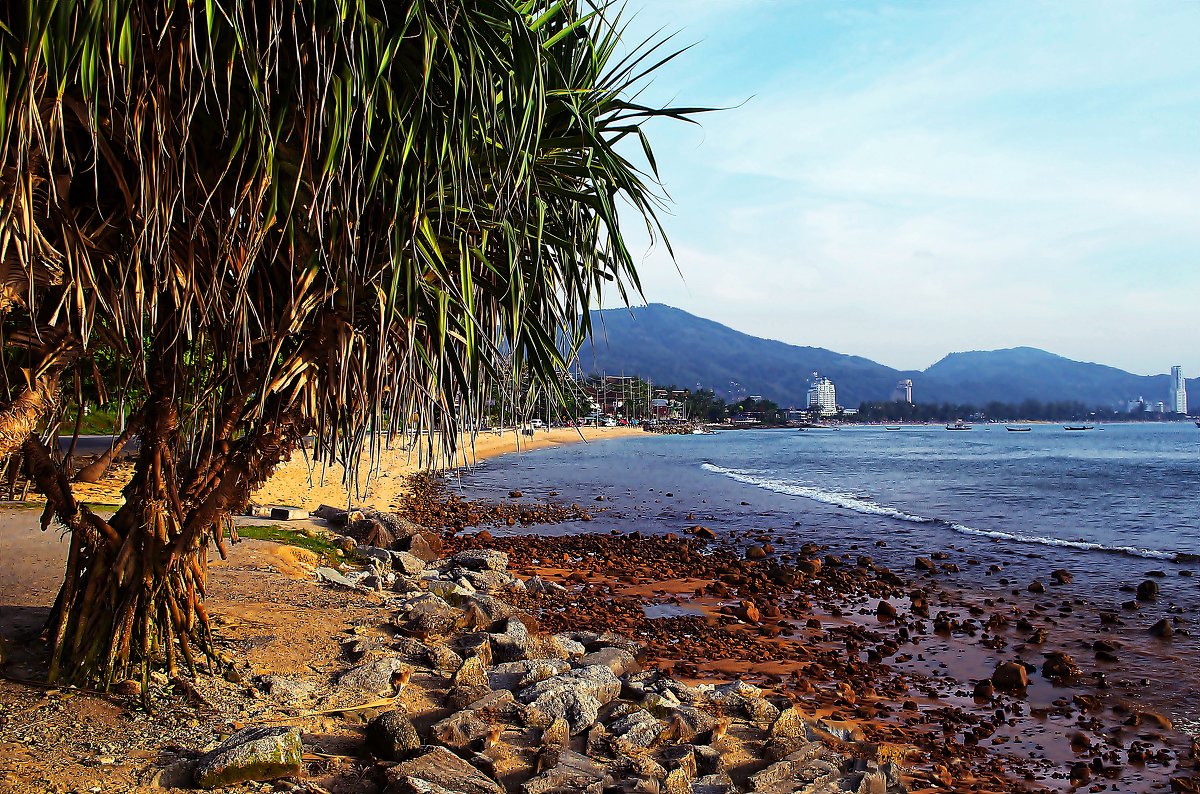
[74,417,140,484]
[27,391,308,692]
[27,399,214,691]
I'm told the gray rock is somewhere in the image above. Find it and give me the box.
[691,775,735,794]
[608,709,664,748]
[254,675,315,706]
[769,706,809,739]
[519,665,622,734]
[367,710,422,761]
[454,568,515,593]
[391,551,428,576]
[446,684,493,711]
[393,636,437,664]
[522,749,608,794]
[452,549,510,572]
[385,746,503,794]
[489,617,531,662]
[359,545,394,571]
[337,656,410,693]
[520,665,622,705]
[708,679,779,725]
[747,742,845,792]
[552,634,587,658]
[462,595,515,624]
[395,593,460,639]
[488,659,571,691]
[453,656,489,688]
[576,647,639,677]
[457,632,495,666]
[317,566,362,589]
[526,575,568,595]
[192,727,302,789]
[405,532,444,563]
[426,643,464,674]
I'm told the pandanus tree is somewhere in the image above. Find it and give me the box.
[0,0,696,690]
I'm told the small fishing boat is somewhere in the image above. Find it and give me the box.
[884,426,902,431]
[1064,425,1095,431]
[946,420,972,431]
[1006,426,1032,432]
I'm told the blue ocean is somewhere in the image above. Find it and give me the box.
[455,421,1200,722]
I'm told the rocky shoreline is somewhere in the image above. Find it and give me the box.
[2,472,1198,793]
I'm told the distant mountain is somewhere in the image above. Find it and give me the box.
[581,304,1198,410]
[581,304,904,407]
[914,347,1187,406]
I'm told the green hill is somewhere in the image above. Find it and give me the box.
[581,304,1197,410]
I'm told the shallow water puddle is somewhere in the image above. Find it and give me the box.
[642,602,707,619]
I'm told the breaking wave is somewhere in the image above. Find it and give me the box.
[700,463,1178,562]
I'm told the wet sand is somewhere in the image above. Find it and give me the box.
[419,475,1200,792]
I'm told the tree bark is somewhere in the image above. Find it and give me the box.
[74,416,140,484]
[31,386,309,691]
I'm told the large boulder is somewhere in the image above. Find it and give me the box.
[522,749,608,794]
[337,656,411,694]
[991,661,1029,692]
[489,617,532,662]
[452,550,510,573]
[394,593,460,639]
[608,709,664,749]
[575,647,639,677]
[384,746,504,794]
[193,727,302,789]
[366,710,422,761]
[389,551,427,576]
[519,665,622,734]
[403,532,445,563]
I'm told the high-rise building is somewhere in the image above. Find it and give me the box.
[807,373,837,415]
[892,379,913,403]
[1169,365,1188,415]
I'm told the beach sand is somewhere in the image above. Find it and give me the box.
[43,425,643,511]
[251,425,643,512]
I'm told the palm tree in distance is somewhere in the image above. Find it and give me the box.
[0,0,700,692]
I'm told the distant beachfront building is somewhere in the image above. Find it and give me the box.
[807,373,837,415]
[1169,365,1188,414]
[892,379,913,403]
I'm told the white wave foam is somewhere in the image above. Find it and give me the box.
[700,463,1177,561]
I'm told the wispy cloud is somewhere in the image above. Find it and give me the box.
[615,0,1200,375]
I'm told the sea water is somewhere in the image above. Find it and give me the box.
[455,421,1200,720]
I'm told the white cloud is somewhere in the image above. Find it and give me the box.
[615,0,1200,375]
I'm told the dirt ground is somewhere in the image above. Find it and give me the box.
[0,427,642,794]
[0,508,394,794]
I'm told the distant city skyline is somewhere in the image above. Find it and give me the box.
[615,1,1200,376]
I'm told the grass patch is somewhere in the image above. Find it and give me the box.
[237,523,352,567]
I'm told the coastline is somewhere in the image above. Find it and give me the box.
[2,428,1198,792]
[29,425,644,513]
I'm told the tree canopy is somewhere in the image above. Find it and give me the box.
[0,0,696,690]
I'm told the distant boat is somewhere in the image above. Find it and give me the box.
[884,426,902,431]
[1006,426,1032,432]
[946,420,972,431]
[1064,425,1095,431]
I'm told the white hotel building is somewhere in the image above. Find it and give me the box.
[1169,365,1188,415]
[807,373,838,416]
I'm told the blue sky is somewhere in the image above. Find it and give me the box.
[609,1,1200,376]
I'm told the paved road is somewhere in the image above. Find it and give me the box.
[57,434,139,457]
